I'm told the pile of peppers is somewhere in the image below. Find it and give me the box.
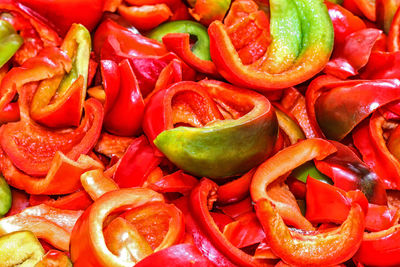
[0,0,400,266]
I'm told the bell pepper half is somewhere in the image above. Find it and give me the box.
[208,0,334,90]
[30,23,91,128]
[0,19,23,68]
[144,79,278,179]
[251,138,337,230]
[70,188,165,266]
[0,98,103,177]
[255,198,365,266]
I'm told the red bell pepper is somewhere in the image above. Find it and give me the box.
[217,169,255,204]
[112,136,161,188]
[70,188,164,266]
[256,198,365,266]
[343,0,376,21]
[100,60,120,114]
[118,4,172,31]
[0,204,82,251]
[147,170,199,194]
[365,204,398,232]
[360,51,400,79]
[388,6,400,51]
[190,179,270,266]
[5,189,29,216]
[18,0,104,36]
[35,249,72,267]
[29,190,93,211]
[251,138,337,230]
[103,59,145,136]
[0,98,103,177]
[377,0,400,34]
[80,169,119,200]
[94,132,134,159]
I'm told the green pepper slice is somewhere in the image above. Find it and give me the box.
[0,19,23,68]
[0,175,11,217]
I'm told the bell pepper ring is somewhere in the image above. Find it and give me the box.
[144,80,278,179]
[208,0,334,90]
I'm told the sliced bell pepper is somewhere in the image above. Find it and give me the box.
[256,198,365,266]
[29,190,93,211]
[290,161,332,184]
[35,250,73,267]
[274,106,306,144]
[70,188,164,266]
[94,132,134,158]
[147,170,199,194]
[217,169,255,204]
[81,169,119,200]
[0,98,103,177]
[343,0,376,21]
[144,80,278,179]
[251,138,337,230]
[0,204,82,251]
[118,4,172,31]
[377,0,400,34]
[5,189,29,216]
[0,19,23,68]
[187,0,231,26]
[0,231,44,266]
[0,174,11,217]
[360,51,400,79]
[30,23,91,128]
[208,0,334,90]
[388,6,400,51]
[219,197,253,219]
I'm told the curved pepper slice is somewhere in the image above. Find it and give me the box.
[118,4,172,31]
[256,199,365,266]
[0,98,103,177]
[81,169,119,201]
[70,188,164,266]
[36,249,73,267]
[0,204,83,251]
[0,20,23,68]
[208,0,334,90]
[0,175,11,217]
[251,138,337,230]
[187,0,231,26]
[388,6,400,52]
[144,80,278,179]
[30,23,91,128]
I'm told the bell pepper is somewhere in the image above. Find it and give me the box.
[314,140,387,204]
[360,51,400,79]
[118,4,172,31]
[187,0,231,26]
[365,204,398,232]
[190,179,269,266]
[343,0,376,21]
[0,204,83,251]
[290,161,332,184]
[103,59,145,136]
[354,224,400,266]
[18,0,104,36]
[70,188,164,266]
[5,189,29,216]
[307,75,400,140]
[29,190,93,211]
[94,132,134,158]
[0,175,11,217]
[144,80,278,179]
[135,244,213,267]
[353,112,400,190]
[30,23,91,128]
[377,0,400,34]
[255,198,365,266]
[147,170,199,194]
[36,249,73,267]
[219,197,253,219]
[217,169,255,205]
[0,19,23,68]
[274,106,306,144]
[388,7,400,51]
[81,169,119,200]
[0,231,45,266]
[251,138,337,230]
[0,98,103,177]
[208,0,334,90]
[112,136,161,188]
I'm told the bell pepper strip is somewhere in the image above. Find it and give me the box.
[103,217,153,264]
[135,244,214,267]
[0,98,103,177]
[290,161,332,184]
[35,249,73,267]
[118,4,172,31]
[18,0,103,36]
[120,202,184,251]
[187,0,231,26]
[29,190,93,211]
[0,204,82,251]
[354,224,400,266]
[208,0,334,90]
[210,212,233,232]
[88,85,106,104]
[81,169,119,201]
[190,179,272,267]
[0,19,23,68]
[112,136,161,188]
[5,189,29,216]
[0,231,45,266]
[377,0,400,34]
[280,87,316,138]
[219,197,254,219]
[0,175,11,217]
[308,75,400,140]
[70,188,164,266]
[30,23,91,128]
[147,80,278,179]
[365,204,398,232]
[104,59,145,136]
[217,169,255,205]
[251,139,337,230]
[254,241,279,260]
[147,170,199,194]
[324,28,382,79]
[344,0,376,21]
[274,107,305,144]
[314,140,387,204]
[353,113,400,190]
[94,133,134,159]
[93,19,167,58]
[149,20,211,61]
[100,60,120,114]
[286,175,307,199]
[256,198,365,266]
[162,33,219,76]
[360,51,400,79]
[388,6,400,51]
[223,212,266,249]
[325,1,366,45]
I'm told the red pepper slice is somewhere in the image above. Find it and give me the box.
[35,249,72,267]
[360,51,400,79]
[94,132,134,159]
[255,198,365,266]
[29,190,92,211]
[0,98,103,177]
[147,170,199,194]
[5,189,29,216]
[118,4,172,31]
[251,138,337,230]
[388,6,400,51]
[80,169,119,200]
[217,169,255,205]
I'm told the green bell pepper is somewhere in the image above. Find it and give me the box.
[0,19,23,68]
